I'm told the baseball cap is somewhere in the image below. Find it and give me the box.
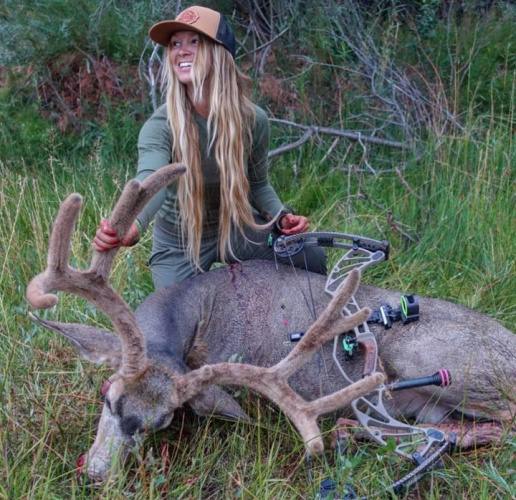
[149,6,236,58]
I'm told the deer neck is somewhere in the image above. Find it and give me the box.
[137,277,218,371]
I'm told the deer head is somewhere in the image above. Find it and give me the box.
[26,164,384,482]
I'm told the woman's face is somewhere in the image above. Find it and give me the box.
[169,30,201,86]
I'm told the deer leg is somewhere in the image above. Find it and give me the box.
[421,421,507,449]
[332,417,508,449]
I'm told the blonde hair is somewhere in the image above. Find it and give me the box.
[163,35,270,268]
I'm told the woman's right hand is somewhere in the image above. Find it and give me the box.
[92,219,140,252]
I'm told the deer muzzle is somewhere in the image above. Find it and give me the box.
[82,405,134,482]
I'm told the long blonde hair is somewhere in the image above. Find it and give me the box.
[162,35,269,268]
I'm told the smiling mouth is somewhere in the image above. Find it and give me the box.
[178,62,192,69]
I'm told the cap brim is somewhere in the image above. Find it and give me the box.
[149,20,209,46]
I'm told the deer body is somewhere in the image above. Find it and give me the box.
[35,259,514,481]
[27,166,515,482]
[138,260,513,422]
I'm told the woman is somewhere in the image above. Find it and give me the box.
[93,5,326,289]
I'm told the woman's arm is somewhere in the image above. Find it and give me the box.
[248,107,284,216]
[248,107,309,234]
[134,105,173,233]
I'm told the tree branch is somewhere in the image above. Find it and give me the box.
[268,118,408,159]
[268,128,315,158]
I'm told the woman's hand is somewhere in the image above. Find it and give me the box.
[279,213,309,235]
[92,219,140,252]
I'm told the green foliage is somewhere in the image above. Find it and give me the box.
[420,6,516,116]
[270,119,515,323]
[416,0,441,37]
[0,78,142,174]
[1,1,514,498]
[0,0,178,66]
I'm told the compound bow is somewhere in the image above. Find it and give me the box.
[273,231,455,497]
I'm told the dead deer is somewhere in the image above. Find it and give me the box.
[27,164,515,484]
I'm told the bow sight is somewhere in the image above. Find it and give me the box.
[273,231,455,498]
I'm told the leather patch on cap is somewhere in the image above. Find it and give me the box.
[177,8,200,24]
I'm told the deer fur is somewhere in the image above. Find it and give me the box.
[26,165,515,482]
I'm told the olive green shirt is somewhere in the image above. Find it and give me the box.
[135,104,284,239]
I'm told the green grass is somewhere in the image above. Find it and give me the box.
[1,2,515,498]
[0,105,514,497]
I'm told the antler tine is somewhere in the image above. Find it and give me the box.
[174,269,384,455]
[27,164,186,379]
[26,193,83,309]
[91,163,186,279]
[275,268,367,378]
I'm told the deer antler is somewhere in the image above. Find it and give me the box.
[26,164,186,379]
[174,268,383,454]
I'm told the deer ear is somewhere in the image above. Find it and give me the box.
[188,385,250,422]
[29,313,122,369]
[173,360,249,422]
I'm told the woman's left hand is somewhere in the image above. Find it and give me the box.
[279,213,309,235]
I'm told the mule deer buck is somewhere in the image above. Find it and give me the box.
[27,164,514,486]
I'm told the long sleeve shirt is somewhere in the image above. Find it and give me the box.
[135,103,284,240]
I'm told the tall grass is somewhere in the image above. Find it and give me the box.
[272,117,515,323]
[1,102,514,498]
[1,2,515,498]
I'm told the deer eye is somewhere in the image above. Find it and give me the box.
[120,415,142,436]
